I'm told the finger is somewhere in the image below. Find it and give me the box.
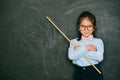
[74,45,80,49]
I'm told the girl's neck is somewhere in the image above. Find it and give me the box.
[82,34,93,38]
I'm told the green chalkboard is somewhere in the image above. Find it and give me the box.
[0,0,120,80]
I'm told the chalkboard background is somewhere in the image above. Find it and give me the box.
[0,0,120,80]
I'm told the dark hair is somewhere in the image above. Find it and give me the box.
[77,11,96,41]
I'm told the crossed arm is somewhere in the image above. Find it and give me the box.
[68,39,104,62]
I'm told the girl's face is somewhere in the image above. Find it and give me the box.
[79,18,94,37]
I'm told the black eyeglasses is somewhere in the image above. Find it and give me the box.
[79,25,94,31]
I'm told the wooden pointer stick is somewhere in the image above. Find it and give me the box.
[45,16,101,74]
[45,16,75,46]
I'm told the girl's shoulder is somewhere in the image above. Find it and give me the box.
[93,37,104,43]
[70,38,80,45]
[71,38,78,41]
[94,37,103,40]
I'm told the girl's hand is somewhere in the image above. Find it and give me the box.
[73,45,80,49]
[86,44,97,51]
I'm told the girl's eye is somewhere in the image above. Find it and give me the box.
[81,26,85,28]
[80,25,85,28]
[88,25,94,28]
[88,26,92,28]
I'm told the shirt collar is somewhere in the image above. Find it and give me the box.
[81,35,93,42]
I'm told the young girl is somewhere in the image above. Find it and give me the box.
[68,11,104,80]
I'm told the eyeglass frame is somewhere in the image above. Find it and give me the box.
[79,25,94,31]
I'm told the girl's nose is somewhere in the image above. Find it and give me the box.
[84,27,88,31]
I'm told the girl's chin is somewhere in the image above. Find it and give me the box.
[83,34,90,37]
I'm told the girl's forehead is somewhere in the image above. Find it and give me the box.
[80,18,93,25]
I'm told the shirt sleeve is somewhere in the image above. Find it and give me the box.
[68,39,88,60]
[85,39,104,62]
